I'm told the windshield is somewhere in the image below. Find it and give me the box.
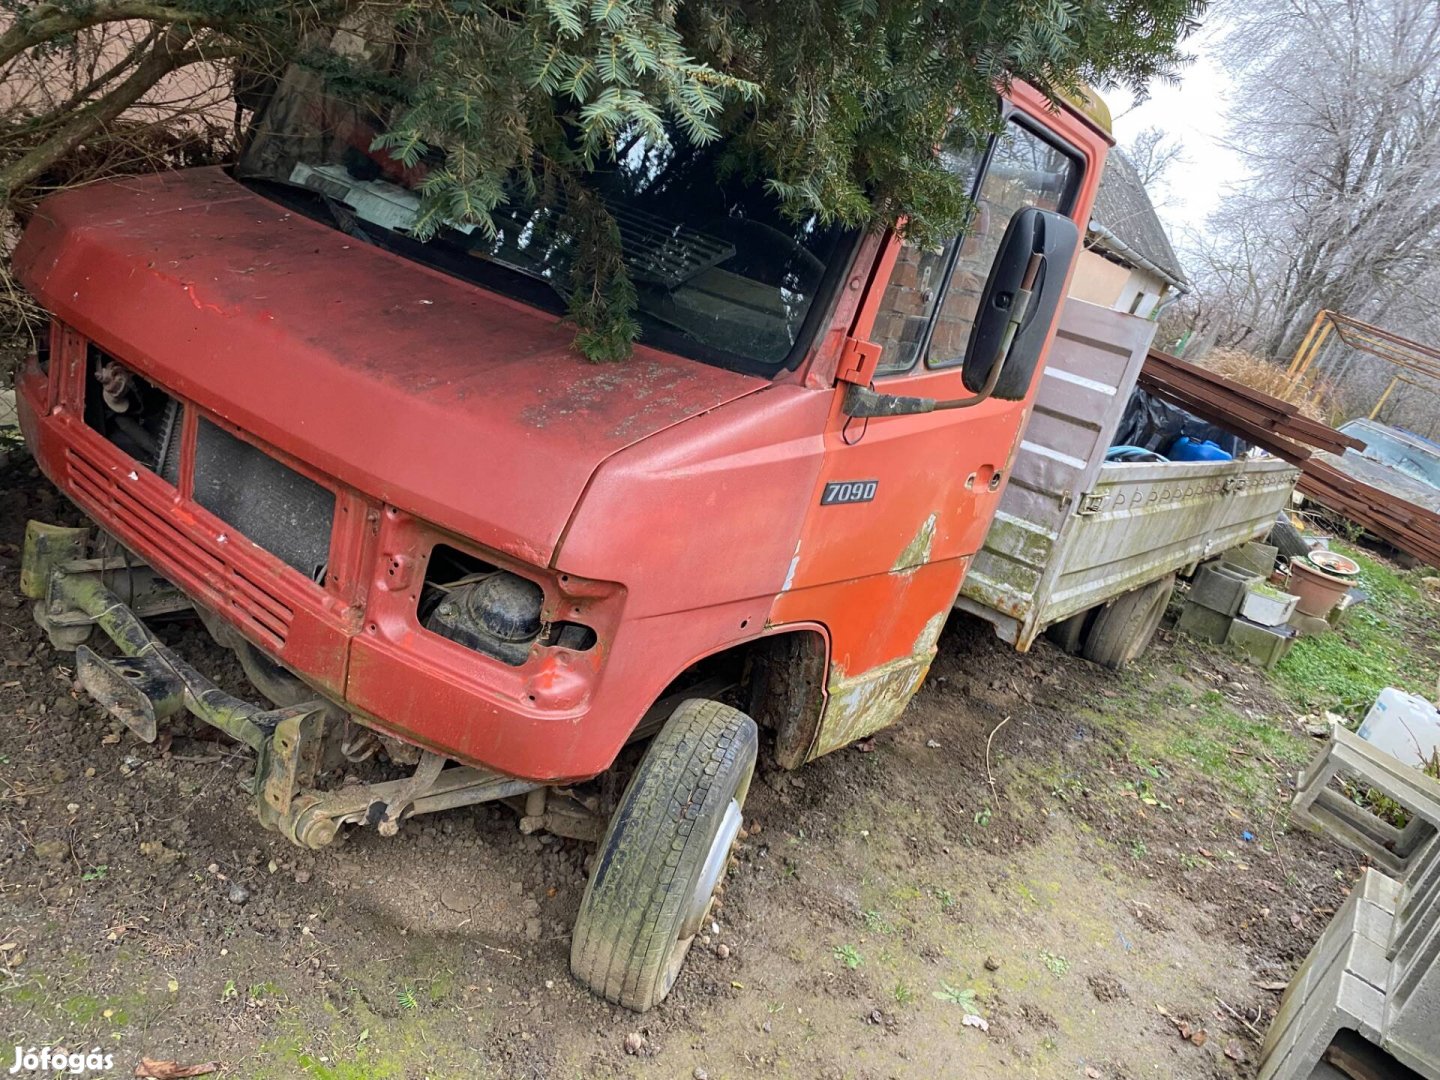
[1342,423,1440,489]
[235,45,854,375]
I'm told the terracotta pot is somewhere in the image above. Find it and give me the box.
[1289,558,1352,618]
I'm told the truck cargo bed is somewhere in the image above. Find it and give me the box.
[956,300,1302,650]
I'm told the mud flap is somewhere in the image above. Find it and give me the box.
[74,646,185,743]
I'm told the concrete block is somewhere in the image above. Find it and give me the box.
[1189,561,1258,616]
[1177,598,1233,643]
[1288,611,1332,638]
[1227,616,1298,669]
[1231,541,1280,577]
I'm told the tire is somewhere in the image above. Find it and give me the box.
[1044,608,1095,655]
[1268,515,1311,560]
[1081,574,1175,670]
[570,698,758,1012]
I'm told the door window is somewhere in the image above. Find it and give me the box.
[871,120,1079,376]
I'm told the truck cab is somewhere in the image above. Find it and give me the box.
[13,47,1109,1010]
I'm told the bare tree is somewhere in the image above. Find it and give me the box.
[1181,0,1440,427]
[1124,125,1185,186]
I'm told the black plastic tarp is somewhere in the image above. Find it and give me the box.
[1112,386,1252,458]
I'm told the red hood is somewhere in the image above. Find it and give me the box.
[14,168,765,564]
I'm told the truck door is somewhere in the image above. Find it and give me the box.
[769,108,1089,761]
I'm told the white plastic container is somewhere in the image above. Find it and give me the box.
[1239,588,1299,627]
[1356,687,1440,768]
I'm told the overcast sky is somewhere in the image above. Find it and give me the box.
[1107,19,1245,246]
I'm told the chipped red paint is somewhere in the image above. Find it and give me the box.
[768,83,1108,757]
[14,81,1108,782]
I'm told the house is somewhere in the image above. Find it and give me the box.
[1069,149,1188,319]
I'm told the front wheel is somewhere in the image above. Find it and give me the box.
[570,698,757,1012]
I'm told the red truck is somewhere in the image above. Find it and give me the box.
[13,50,1109,1010]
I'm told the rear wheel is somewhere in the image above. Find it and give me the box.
[1044,608,1095,655]
[570,698,757,1012]
[1081,575,1175,670]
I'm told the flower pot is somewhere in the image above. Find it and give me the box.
[1289,558,1352,618]
[1305,550,1360,578]
[1240,589,1300,627]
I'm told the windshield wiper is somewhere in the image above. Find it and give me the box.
[305,191,375,246]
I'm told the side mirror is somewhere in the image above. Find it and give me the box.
[843,207,1079,418]
[962,207,1079,401]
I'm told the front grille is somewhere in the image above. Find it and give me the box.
[187,418,335,583]
[77,338,334,584]
[66,445,295,647]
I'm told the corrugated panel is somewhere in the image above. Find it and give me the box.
[959,299,1157,635]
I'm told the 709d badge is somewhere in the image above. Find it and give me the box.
[820,480,878,505]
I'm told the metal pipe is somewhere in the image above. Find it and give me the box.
[1369,374,1401,421]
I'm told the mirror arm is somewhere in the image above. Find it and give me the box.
[843,254,1042,420]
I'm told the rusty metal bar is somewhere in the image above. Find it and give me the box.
[1139,351,1440,568]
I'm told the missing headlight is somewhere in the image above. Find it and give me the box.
[420,545,544,666]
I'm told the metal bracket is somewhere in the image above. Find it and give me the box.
[1077,492,1107,516]
[376,750,447,836]
[20,521,87,599]
[259,706,330,820]
[835,336,883,386]
[74,647,185,743]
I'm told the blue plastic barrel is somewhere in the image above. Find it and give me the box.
[1168,436,1233,462]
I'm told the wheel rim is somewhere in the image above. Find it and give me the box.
[680,798,743,941]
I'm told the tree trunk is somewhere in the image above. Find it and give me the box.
[0,25,233,201]
[0,3,207,69]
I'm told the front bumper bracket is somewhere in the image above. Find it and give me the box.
[21,519,541,849]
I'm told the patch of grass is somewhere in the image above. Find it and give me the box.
[295,1053,404,1080]
[861,909,896,936]
[892,981,915,1005]
[1038,951,1069,977]
[1160,697,1309,801]
[1274,543,1439,718]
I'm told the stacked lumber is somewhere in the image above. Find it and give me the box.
[1139,349,1440,569]
[1138,350,1363,460]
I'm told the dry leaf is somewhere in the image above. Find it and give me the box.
[134,1059,219,1078]
[1224,1039,1246,1062]
[1191,1031,1207,1047]
[1254,980,1289,992]
[1085,1068,1101,1079]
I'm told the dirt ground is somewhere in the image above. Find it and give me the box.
[0,448,1405,1080]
